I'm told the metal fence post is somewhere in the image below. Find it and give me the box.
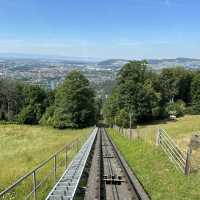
[76,139,79,152]
[185,147,192,175]
[130,129,132,140]
[156,128,160,145]
[65,145,68,169]
[32,171,37,200]
[54,155,57,183]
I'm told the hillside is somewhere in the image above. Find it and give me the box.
[0,124,91,198]
[108,115,200,200]
[97,58,200,70]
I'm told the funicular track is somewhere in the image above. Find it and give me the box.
[45,127,149,200]
[85,127,150,200]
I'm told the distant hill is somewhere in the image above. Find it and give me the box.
[148,58,200,69]
[97,59,128,66]
[97,58,200,70]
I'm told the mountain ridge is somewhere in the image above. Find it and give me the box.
[97,58,200,69]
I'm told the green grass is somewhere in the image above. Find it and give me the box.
[108,115,200,200]
[136,115,200,151]
[0,124,91,199]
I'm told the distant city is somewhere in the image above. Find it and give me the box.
[0,56,200,95]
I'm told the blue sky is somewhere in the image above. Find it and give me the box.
[0,0,200,59]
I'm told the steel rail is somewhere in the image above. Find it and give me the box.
[84,128,101,200]
[105,128,150,200]
[102,129,120,200]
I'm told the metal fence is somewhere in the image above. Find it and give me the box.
[0,134,88,200]
[46,128,97,199]
[156,128,191,175]
[113,125,137,140]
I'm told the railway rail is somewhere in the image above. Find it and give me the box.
[85,127,150,200]
[45,127,98,200]
[45,127,149,200]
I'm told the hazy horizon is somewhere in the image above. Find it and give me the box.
[0,52,200,62]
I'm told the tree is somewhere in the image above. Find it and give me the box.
[116,61,160,122]
[116,109,133,128]
[0,79,50,124]
[158,67,193,104]
[17,85,48,124]
[0,79,25,121]
[44,70,97,128]
[174,67,193,104]
[158,68,179,103]
[166,100,186,117]
[191,73,200,113]
[102,88,119,126]
[103,61,161,125]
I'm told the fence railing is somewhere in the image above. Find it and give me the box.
[156,128,191,175]
[0,133,89,200]
[113,125,136,140]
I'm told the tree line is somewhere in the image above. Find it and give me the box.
[0,70,99,128]
[103,60,200,127]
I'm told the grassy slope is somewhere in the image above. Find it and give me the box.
[0,124,91,189]
[136,115,200,151]
[108,115,200,200]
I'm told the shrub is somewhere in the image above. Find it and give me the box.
[166,100,186,117]
[52,108,75,129]
[191,73,200,114]
[17,104,44,124]
[40,105,55,126]
[17,105,37,124]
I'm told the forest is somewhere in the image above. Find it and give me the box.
[103,60,200,127]
[1,61,200,129]
[0,70,99,128]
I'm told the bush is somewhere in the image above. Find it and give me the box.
[166,100,186,117]
[191,73,200,114]
[40,106,55,126]
[17,104,44,124]
[52,108,75,129]
[185,106,200,115]
[17,105,37,124]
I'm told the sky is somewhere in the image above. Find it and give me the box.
[0,0,200,59]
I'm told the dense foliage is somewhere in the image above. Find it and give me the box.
[0,80,49,124]
[103,61,199,127]
[191,73,200,113]
[0,71,98,128]
[41,71,97,128]
[1,64,200,128]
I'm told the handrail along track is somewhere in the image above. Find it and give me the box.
[45,128,98,200]
[0,127,149,200]
[0,128,94,200]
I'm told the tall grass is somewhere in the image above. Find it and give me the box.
[0,124,91,199]
[108,115,200,200]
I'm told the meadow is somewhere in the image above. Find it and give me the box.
[136,115,200,150]
[0,124,91,199]
[109,115,200,200]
